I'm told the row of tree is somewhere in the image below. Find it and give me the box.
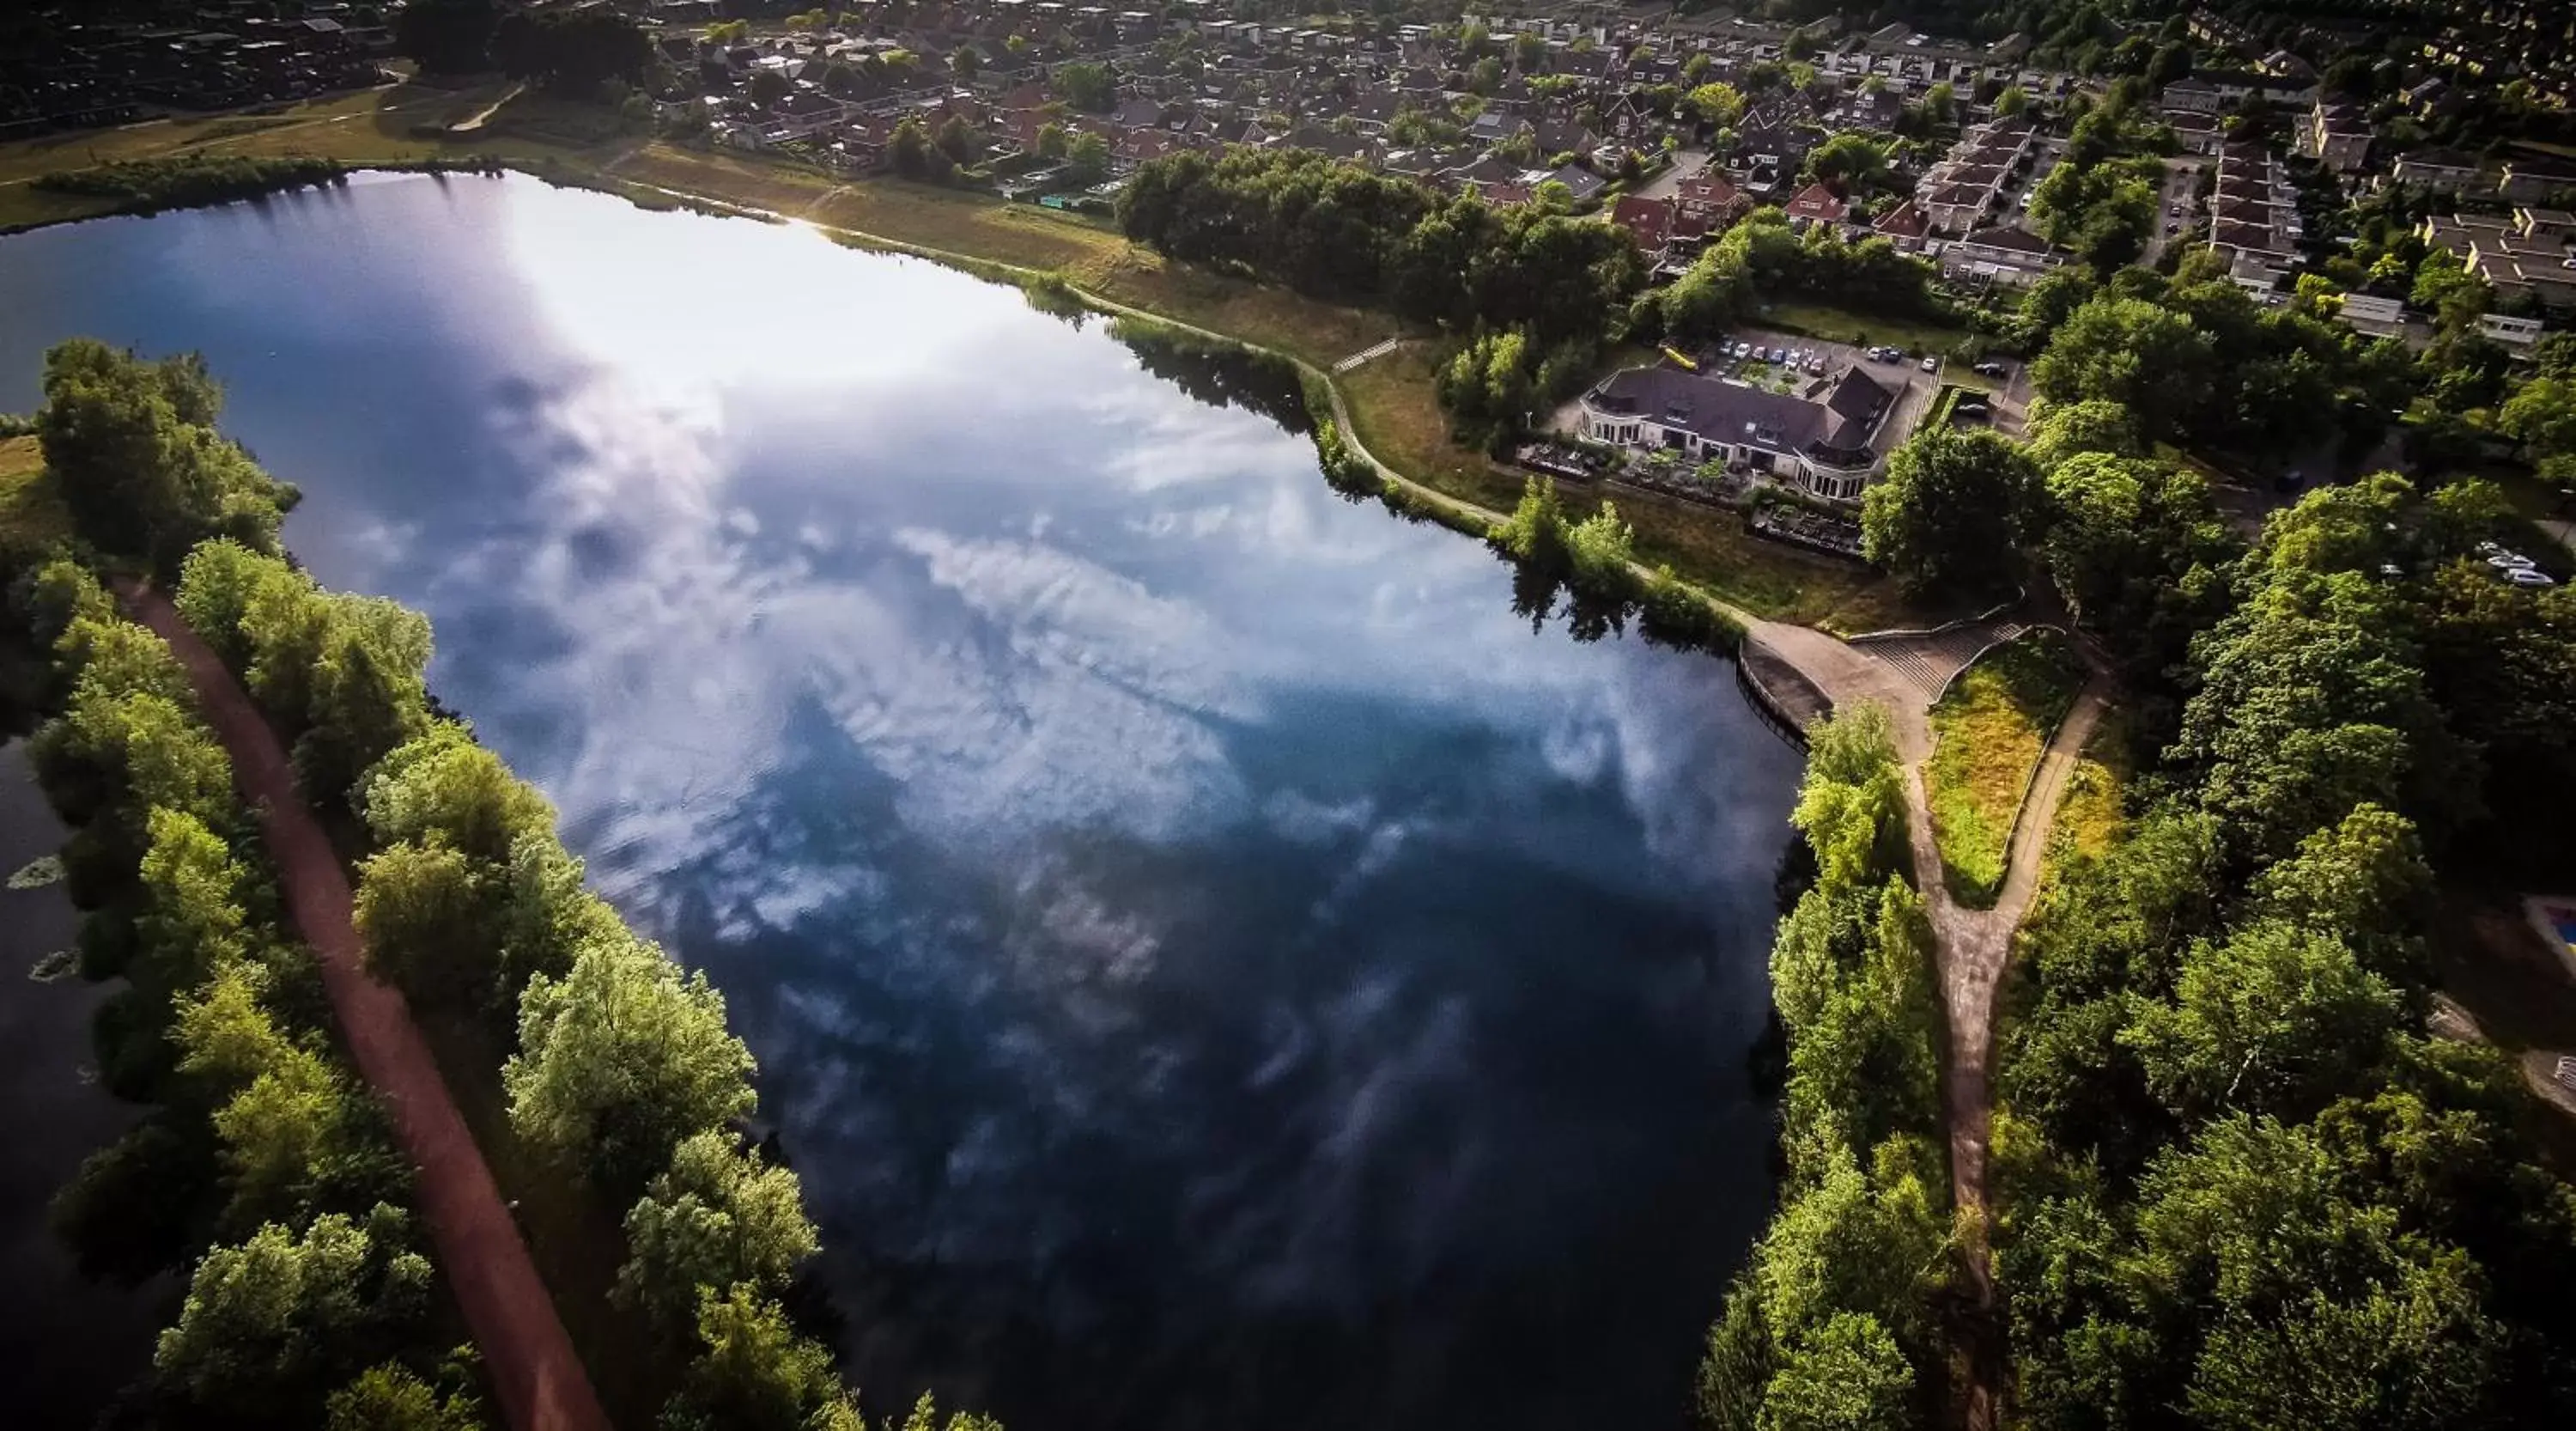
[17,340,999,1431]
[1990,468,2576,1428]
[1695,704,1952,1430]
[18,557,485,1430]
[1118,147,1646,344]
[1645,205,1947,350]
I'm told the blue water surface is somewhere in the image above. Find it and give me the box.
[0,174,1800,1431]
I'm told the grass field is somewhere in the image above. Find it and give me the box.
[1763,301,1969,358]
[2042,710,2129,885]
[0,435,69,560]
[1927,629,2087,906]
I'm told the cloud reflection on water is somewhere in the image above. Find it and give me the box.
[0,174,1804,1431]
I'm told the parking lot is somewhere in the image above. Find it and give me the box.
[1716,327,1950,458]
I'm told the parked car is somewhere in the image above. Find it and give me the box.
[1920,355,1939,372]
[1973,361,2008,378]
[1955,399,1992,418]
[2490,552,2537,571]
[1731,341,1752,359]
[2508,567,2557,588]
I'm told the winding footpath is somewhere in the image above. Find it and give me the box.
[119,585,612,1431]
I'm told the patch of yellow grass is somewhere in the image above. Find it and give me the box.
[2044,712,2129,882]
[0,435,69,561]
[1928,630,2087,906]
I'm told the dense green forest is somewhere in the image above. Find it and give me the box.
[3,341,1000,1431]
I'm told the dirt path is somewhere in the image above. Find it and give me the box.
[121,586,612,1431]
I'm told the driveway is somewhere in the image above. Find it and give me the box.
[1633,148,1710,200]
[2143,156,2202,265]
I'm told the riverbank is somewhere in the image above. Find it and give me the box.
[0,93,1918,636]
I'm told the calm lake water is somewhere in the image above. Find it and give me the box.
[0,174,1801,1431]
[0,743,170,1429]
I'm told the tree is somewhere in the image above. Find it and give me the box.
[327,1364,486,1431]
[2123,920,2402,1119]
[1862,428,2043,596]
[360,724,556,864]
[1053,60,1115,113]
[1066,130,1110,185]
[1762,1312,1914,1431]
[2032,295,2216,439]
[355,840,496,1012]
[155,1209,434,1424]
[1995,85,2029,118]
[1803,132,1892,192]
[506,932,756,1197]
[1687,82,1746,129]
[748,67,791,108]
[393,0,497,75]
[37,339,290,569]
[1034,121,1067,161]
[662,1287,862,1431]
[615,1132,819,1329]
[888,116,939,180]
[489,8,653,95]
[2501,375,2576,487]
[2411,248,2492,335]
[950,45,979,82]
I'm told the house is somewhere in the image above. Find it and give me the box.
[2298,99,2372,173]
[2166,109,2222,155]
[2478,313,2546,350]
[1947,224,2067,284]
[2337,292,2406,338]
[1674,167,1744,224]
[2393,148,2482,193]
[1577,362,1899,501]
[1612,193,1677,257]
[2500,158,2576,204]
[1783,182,1849,226]
[1871,199,1933,251]
[2160,76,2223,113]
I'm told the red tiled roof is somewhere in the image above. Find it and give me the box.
[1785,182,1849,222]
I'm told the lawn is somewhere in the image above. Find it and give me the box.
[2041,710,2129,885]
[1927,628,2087,906]
[0,80,550,229]
[0,434,69,559]
[1762,301,1968,358]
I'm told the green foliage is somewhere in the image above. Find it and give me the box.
[1657,210,1941,346]
[1861,426,2041,597]
[1687,82,1746,129]
[2030,295,2216,440]
[489,6,653,96]
[178,539,433,807]
[1760,1312,1914,1431]
[327,1362,489,1431]
[360,722,556,862]
[154,1207,437,1426]
[36,339,292,571]
[2027,155,2159,271]
[1052,60,1115,113]
[616,1131,820,1330]
[507,931,757,1197]
[34,155,349,212]
[660,1286,863,1431]
[1120,149,1641,344]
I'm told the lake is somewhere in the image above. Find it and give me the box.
[0,174,1800,1431]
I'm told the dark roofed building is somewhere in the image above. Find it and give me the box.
[1577,362,1895,501]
